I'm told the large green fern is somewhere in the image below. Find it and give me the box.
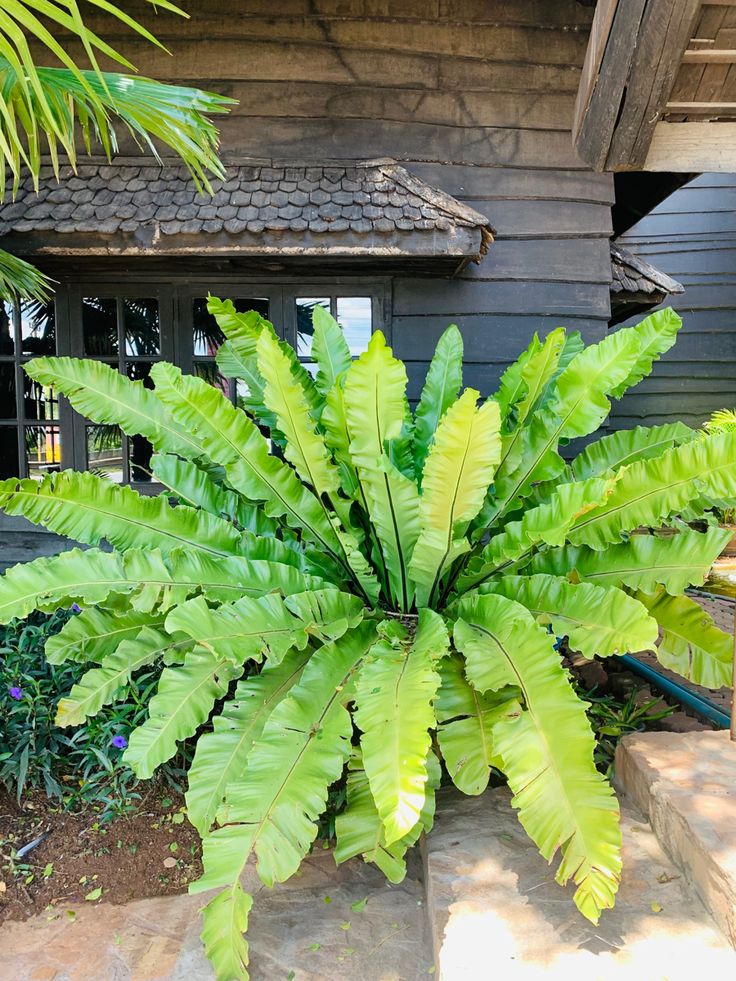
[2,303,733,980]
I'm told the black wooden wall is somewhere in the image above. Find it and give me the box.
[614,174,736,430]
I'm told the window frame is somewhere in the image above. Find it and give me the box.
[23,274,390,486]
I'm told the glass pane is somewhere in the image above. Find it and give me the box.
[126,363,154,478]
[0,363,16,419]
[296,297,330,359]
[194,361,231,399]
[124,297,160,357]
[193,297,270,356]
[87,425,124,483]
[24,425,61,479]
[126,361,153,387]
[336,297,372,355]
[0,301,14,355]
[83,297,118,355]
[0,426,18,478]
[21,299,55,356]
[23,374,58,421]
[129,434,154,483]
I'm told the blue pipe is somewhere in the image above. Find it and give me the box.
[619,653,730,729]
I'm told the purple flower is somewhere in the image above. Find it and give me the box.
[71,603,81,614]
[111,735,128,750]
[9,686,22,700]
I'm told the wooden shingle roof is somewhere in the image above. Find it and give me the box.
[0,158,493,266]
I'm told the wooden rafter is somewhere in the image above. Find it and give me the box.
[574,0,703,171]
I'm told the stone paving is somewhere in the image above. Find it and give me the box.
[1,850,431,981]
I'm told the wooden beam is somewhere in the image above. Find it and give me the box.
[605,0,703,169]
[682,48,736,62]
[666,100,736,112]
[572,0,647,170]
[644,120,736,170]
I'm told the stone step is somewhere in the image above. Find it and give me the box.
[423,785,736,979]
[615,729,736,949]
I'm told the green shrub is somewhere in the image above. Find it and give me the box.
[0,303,733,980]
[0,609,189,815]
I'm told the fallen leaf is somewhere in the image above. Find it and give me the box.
[308,943,321,952]
[657,872,680,884]
[171,813,185,825]
[85,887,103,902]
[0,881,6,894]
[163,857,177,869]
[340,921,350,931]
[651,901,663,913]
[350,897,368,913]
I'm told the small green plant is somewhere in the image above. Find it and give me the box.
[0,609,189,814]
[0,304,734,980]
[579,686,675,778]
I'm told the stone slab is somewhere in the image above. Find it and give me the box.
[1,850,431,981]
[615,729,736,948]
[424,786,736,980]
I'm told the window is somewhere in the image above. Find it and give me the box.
[0,298,60,479]
[0,278,387,484]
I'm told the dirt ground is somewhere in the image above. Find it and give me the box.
[0,788,202,924]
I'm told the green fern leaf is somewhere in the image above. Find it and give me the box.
[201,883,252,981]
[186,648,311,835]
[482,575,657,659]
[56,627,190,727]
[413,324,463,476]
[634,589,733,688]
[435,652,519,795]
[409,390,501,606]
[150,362,348,570]
[151,453,278,536]
[355,610,447,844]
[608,308,681,399]
[0,472,245,558]
[344,331,420,609]
[568,432,736,549]
[571,422,696,480]
[455,593,622,923]
[23,357,205,461]
[45,607,163,664]
[124,648,244,779]
[531,526,732,595]
[334,747,441,881]
[310,305,352,396]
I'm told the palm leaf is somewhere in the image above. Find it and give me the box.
[435,652,519,795]
[455,592,622,923]
[531,526,732,595]
[0,248,51,302]
[355,611,447,844]
[634,588,733,688]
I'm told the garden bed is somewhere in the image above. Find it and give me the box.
[0,788,201,924]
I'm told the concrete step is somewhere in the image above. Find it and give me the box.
[423,785,736,980]
[615,729,736,949]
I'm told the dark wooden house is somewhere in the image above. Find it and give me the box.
[1,0,735,562]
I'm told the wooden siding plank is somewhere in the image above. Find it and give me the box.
[401,164,614,204]
[459,199,613,238]
[644,121,736,170]
[392,280,610,318]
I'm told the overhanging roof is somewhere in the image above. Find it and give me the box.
[0,158,493,271]
[609,241,684,326]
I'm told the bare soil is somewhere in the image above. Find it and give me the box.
[0,787,202,924]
